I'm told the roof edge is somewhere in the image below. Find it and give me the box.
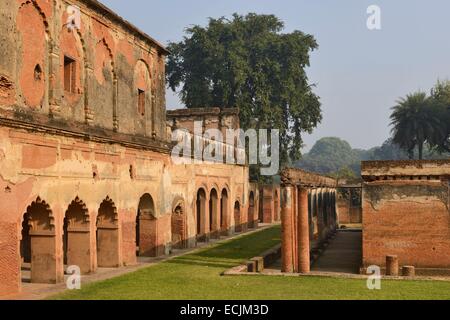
[82,0,170,54]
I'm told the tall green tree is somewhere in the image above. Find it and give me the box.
[295,137,361,175]
[390,91,445,160]
[166,13,322,170]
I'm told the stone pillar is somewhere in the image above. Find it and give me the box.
[204,194,211,241]
[333,190,338,230]
[30,232,63,283]
[292,186,298,272]
[113,78,119,131]
[210,194,220,239]
[220,193,231,236]
[48,40,62,116]
[281,185,294,273]
[297,187,311,273]
[402,266,415,277]
[317,188,325,243]
[386,255,399,276]
[309,189,315,241]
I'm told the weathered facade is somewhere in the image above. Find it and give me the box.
[280,168,338,273]
[0,0,257,297]
[361,160,450,274]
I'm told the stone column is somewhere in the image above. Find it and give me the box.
[48,40,62,117]
[317,188,325,243]
[309,189,316,241]
[386,255,399,276]
[292,186,298,272]
[297,187,311,273]
[205,194,211,241]
[332,190,338,230]
[281,184,294,273]
[402,266,415,277]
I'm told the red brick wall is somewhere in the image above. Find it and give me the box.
[0,221,20,296]
[363,181,450,269]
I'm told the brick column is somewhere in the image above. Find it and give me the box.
[317,188,325,243]
[297,187,311,273]
[332,190,337,230]
[281,184,294,273]
[386,255,399,276]
[292,186,298,272]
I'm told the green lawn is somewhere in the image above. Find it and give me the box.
[52,225,450,300]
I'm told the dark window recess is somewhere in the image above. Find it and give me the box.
[64,56,76,93]
[138,89,145,116]
[34,64,42,81]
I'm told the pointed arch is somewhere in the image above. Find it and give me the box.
[220,188,229,235]
[17,1,51,109]
[63,197,92,273]
[96,196,120,267]
[209,188,220,238]
[60,13,87,107]
[171,197,187,249]
[136,193,158,257]
[20,197,62,284]
[196,188,208,242]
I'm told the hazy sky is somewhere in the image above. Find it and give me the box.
[99,0,450,151]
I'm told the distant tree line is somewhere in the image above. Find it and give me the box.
[296,137,450,179]
[297,80,450,178]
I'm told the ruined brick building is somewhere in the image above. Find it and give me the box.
[280,161,450,276]
[0,0,259,296]
[361,160,450,275]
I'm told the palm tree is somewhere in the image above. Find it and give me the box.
[390,91,445,160]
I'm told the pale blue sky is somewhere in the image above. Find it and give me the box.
[100,0,450,151]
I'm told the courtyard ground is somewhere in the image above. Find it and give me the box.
[52,225,450,300]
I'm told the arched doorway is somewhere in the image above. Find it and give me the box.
[220,189,229,236]
[234,201,242,233]
[63,197,91,274]
[171,201,186,249]
[136,194,157,257]
[196,188,207,242]
[248,192,256,229]
[209,189,219,239]
[97,197,120,267]
[308,191,314,241]
[20,197,60,284]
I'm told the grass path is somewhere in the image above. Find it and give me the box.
[52,226,450,300]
